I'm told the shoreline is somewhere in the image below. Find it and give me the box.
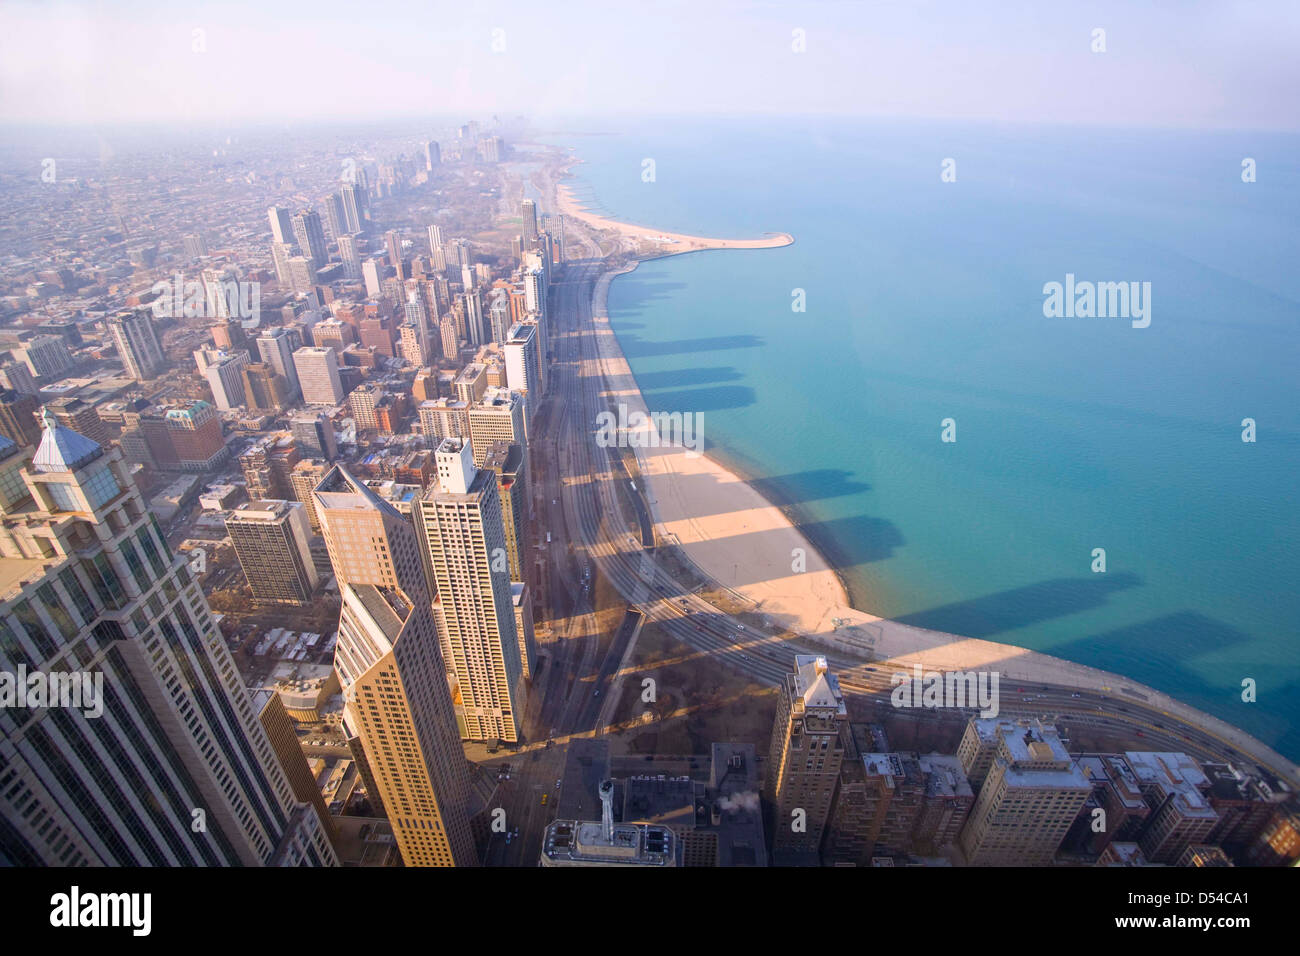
[554,159,793,251]
[544,154,1300,785]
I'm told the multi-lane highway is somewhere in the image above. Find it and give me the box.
[523,220,1299,791]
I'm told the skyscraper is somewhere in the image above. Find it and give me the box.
[289,458,331,532]
[323,192,346,241]
[291,209,328,269]
[0,361,39,396]
[504,321,542,402]
[257,327,303,400]
[957,718,1092,866]
[341,183,366,234]
[294,347,344,406]
[45,396,110,447]
[242,362,291,414]
[337,233,363,282]
[520,198,538,243]
[481,440,528,582]
[313,466,477,866]
[203,348,251,410]
[767,655,848,864]
[438,313,458,362]
[226,500,320,605]
[468,387,528,469]
[362,257,386,298]
[488,289,511,344]
[414,438,525,744]
[108,309,165,382]
[0,417,336,866]
[0,388,41,448]
[287,255,318,293]
[16,335,74,381]
[268,205,296,247]
[290,412,337,461]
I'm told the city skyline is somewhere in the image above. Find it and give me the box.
[0,0,1296,907]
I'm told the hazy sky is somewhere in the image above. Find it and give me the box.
[2,0,1297,129]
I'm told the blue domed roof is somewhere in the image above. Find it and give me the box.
[33,407,103,473]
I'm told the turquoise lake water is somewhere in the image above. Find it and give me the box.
[548,117,1300,761]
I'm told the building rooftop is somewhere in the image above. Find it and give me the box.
[792,655,846,715]
[541,819,677,867]
[32,413,102,473]
[1125,751,1216,819]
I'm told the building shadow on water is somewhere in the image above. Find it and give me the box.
[632,366,746,390]
[893,573,1143,639]
[635,385,756,414]
[618,333,765,358]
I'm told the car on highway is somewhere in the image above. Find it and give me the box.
[737,624,746,630]
[541,794,548,805]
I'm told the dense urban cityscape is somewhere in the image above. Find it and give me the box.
[0,9,1296,943]
[0,117,1294,877]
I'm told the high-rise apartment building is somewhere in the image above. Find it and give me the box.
[289,458,331,532]
[520,199,538,243]
[287,256,319,293]
[313,466,477,866]
[45,396,110,447]
[337,233,363,282]
[257,328,303,400]
[159,401,228,472]
[322,192,346,242]
[0,388,41,448]
[481,440,528,581]
[0,418,336,866]
[439,314,458,361]
[341,183,365,234]
[268,205,297,247]
[239,434,300,500]
[487,289,511,345]
[418,398,469,444]
[414,438,524,743]
[226,500,320,605]
[348,384,381,432]
[504,321,542,403]
[958,718,1092,866]
[291,209,328,268]
[468,387,528,469]
[270,241,296,285]
[290,412,337,461]
[767,655,848,864]
[1125,751,1219,865]
[0,361,39,396]
[293,347,344,405]
[204,348,252,410]
[242,363,291,414]
[18,335,75,381]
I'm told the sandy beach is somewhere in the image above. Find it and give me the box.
[554,163,792,252]
[542,156,1300,785]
